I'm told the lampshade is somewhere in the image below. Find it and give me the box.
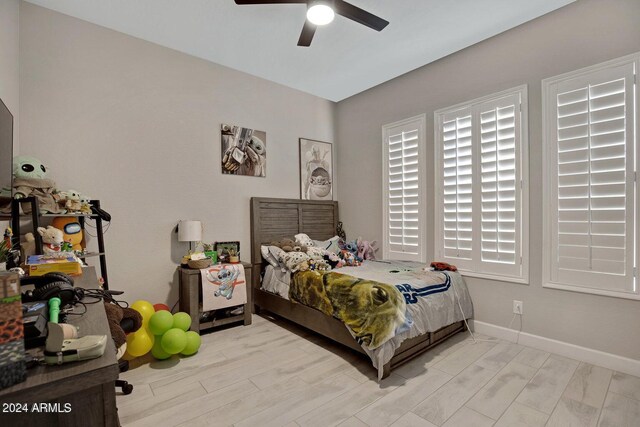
[178,220,202,242]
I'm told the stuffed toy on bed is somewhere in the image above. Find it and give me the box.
[357,237,378,261]
[271,238,307,253]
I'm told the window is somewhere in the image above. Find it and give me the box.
[542,53,640,300]
[382,114,427,262]
[434,86,529,283]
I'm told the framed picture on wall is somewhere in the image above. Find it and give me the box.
[221,123,266,177]
[299,138,333,200]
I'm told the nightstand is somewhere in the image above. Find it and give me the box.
[178,262,252,333]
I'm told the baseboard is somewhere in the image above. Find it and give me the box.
[470,320,640,377]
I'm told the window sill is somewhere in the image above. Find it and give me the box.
[458,270,529,285]
[543,281,640,301]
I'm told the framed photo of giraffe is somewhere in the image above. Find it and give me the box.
[299,138,333,201]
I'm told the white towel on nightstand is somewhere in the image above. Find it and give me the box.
[200,264,247,311]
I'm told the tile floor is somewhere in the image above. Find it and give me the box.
[117,315,640,427]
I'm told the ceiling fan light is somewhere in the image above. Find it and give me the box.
[307,4,335,26]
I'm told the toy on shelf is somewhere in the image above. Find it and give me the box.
[10,156,63,214]
[36,226,65,255]
[51,216,84,252]
[58,189,83,213]
[56,190,93,214]
[79,194,92,215]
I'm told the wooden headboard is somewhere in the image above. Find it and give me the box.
[250,197,339,267]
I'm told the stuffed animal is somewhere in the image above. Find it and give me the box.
[79,194,92,215]
[37,226,65,255]
[103,302,143,360]
[10,156,63,214]
[271,238,307,253]
[294,233,315,248]
[323,252,344,269]
[307,258,331,272]
[51,217,84,252]
[357,237,378,261]
[339,249,361,267]
[58,189,83,213]
[21,233,36,258]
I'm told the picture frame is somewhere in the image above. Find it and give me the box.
[299,138,333,200]
[221,123,267,177]
[214,241,240,263]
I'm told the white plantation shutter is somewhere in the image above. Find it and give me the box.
[383,115,426,262]
[479,94,521,277]
[435,87,528,281]
[441,110,474,269]
[543,56,639,297]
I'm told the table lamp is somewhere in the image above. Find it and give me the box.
[177,220,202,253]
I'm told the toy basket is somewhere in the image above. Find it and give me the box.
[187,258,212,269]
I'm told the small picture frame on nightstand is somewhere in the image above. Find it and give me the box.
[214,241,240,263]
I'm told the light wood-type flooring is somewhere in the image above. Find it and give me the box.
[117,315,640,427]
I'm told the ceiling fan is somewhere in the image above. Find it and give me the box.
[234,0,389,47]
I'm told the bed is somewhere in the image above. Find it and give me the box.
[249,197,471,379]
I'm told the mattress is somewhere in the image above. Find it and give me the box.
[260,260,473,379]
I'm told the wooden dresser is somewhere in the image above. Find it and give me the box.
[0,267,119,427]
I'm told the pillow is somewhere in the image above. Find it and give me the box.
[280,251,311,272]
[312,236,341,254]
[269,246,286,269]
[306,246,326,261]
[295,233,315,248]
[261,245,279,267]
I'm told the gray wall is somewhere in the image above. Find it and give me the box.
[0,0,19,151]
[19,3,335,304]
[336,0,640,360]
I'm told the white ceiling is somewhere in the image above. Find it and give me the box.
[24,0,575,102]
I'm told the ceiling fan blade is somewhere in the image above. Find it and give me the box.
[297,20,316,47]
[334,0,389,31]
[234,1,306,4]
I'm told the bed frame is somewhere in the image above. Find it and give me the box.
[250,197,465,378]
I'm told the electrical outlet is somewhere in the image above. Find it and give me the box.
[513,300,523,315]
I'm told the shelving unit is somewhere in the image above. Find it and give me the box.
[6,196,111,289]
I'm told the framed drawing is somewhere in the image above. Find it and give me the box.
[221,123,266,177]
[214,241,240,264]
[299,138,333,200]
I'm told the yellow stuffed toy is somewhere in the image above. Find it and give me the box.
[51,217,84,252]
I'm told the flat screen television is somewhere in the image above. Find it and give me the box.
[0,97,13,199]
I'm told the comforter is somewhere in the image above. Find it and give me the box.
[290,271,409,349]
[287,260,474,378]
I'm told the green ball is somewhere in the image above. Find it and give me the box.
[151,338,171,360]
[181,331,201,356]
[160,328,187,355]
[148,310,174,336]
[172,312,192,331]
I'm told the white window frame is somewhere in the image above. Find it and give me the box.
[382,114,427,263]
[542,53,640,300]
[434,86,529,284]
